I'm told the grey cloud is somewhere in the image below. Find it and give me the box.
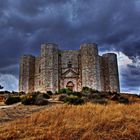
[0,0,140,92]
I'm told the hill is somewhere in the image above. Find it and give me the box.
[0,103,140,140]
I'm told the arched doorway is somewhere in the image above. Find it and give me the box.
[66,81,74,91]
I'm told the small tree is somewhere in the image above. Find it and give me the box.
[0,85,3,90]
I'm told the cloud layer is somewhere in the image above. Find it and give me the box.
[0,0,140,93]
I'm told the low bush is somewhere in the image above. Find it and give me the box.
[82,87,90,94]
[21,95,34,105]
[82,87,99,94]
[118,97,129,104]
[34,94,48,105]
[58,94,68,102]
[87,93,102,100]
[58,88,72,95]
[43,93,50,99]
[110,94,120,101]
[47,91,53,95]
[71,92,82,98]
[90,89,100,93]
[5,96,21,105]
[65,95,84,105]
[91,98,108,105]
[21,93,50,105]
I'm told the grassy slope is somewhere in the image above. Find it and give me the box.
[0,103,140,140]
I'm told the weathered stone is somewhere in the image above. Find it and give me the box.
[19,43,120,93]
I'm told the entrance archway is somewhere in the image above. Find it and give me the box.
[66,81,74,91]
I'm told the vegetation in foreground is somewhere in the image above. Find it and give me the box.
[0,87,140,106]
[0,103,140,140]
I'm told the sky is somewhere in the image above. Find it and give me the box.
[0,0,140,94]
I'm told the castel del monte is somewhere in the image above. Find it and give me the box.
[19,43,120,93]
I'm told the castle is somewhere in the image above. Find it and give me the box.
[19,43,120,93]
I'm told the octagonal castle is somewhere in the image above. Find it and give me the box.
[19,43,120,93]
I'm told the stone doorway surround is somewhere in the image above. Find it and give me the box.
[66,81,74,91]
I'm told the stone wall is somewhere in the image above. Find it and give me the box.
[60,50,82,91]
[19,43,120,93]
[80,43,101,91]
[34,56,43,92]
[41,43,59,93]
[19,55,35,93]
[99,56,105,91]
[102,53,120,92]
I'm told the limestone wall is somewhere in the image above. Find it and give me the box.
[19,42,120,93]
[102,53,120,92]
[19,55,35,93]
[99,56,105,91]
[41,43,59,93]
[59,50,82,91]
[34,56,43,92]
[80,43,101,91]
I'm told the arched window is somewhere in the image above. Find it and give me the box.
[67,61,72,68]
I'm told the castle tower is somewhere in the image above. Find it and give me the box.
[41,43,59,93]
[19,55,35,93]
[80,43,101,91]
[99,56,105,91]
[34,56,43,92]
[19,42,120,93]
[102,53,120,92]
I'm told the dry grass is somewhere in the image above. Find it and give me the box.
[0,105,49,124]
[0,103,140,140]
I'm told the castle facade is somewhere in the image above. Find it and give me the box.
[19,43,120,93]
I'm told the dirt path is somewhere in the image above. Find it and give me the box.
[0,102,21,109]
[0,104,53,125]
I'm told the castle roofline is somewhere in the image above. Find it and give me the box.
[22,54,35,58]
[102,53,117,57]
[61,50,79,52]
[80,43,98,49]
[41,43,58,47]
[80,43,98,46]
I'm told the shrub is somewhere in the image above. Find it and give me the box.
[81,97,89,102]
[21,95,34,105]
[47,91,53,95]
[71,92,82,98]
[5,96,21,105]
[90,89,100,93]
[34,94,48,105]
[43,93,50,99]
[21,93,50,105]
[110,94,120,101]
[87,93,102,100]
[65,95,84,105]
[58,94,68,102]
[82,87,89,93]
[19,91,26,95]
[108,91,116,96]
[58,88,72,94]
[82,87,99,94]
[118,97,129,104]
[91,98,108,105]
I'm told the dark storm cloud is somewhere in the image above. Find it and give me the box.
[0,0,140,92]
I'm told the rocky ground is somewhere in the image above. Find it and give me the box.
[0,103,58,125]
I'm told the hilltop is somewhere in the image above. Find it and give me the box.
[0,103,140,140]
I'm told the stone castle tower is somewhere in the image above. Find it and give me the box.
[19,43,120,93]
